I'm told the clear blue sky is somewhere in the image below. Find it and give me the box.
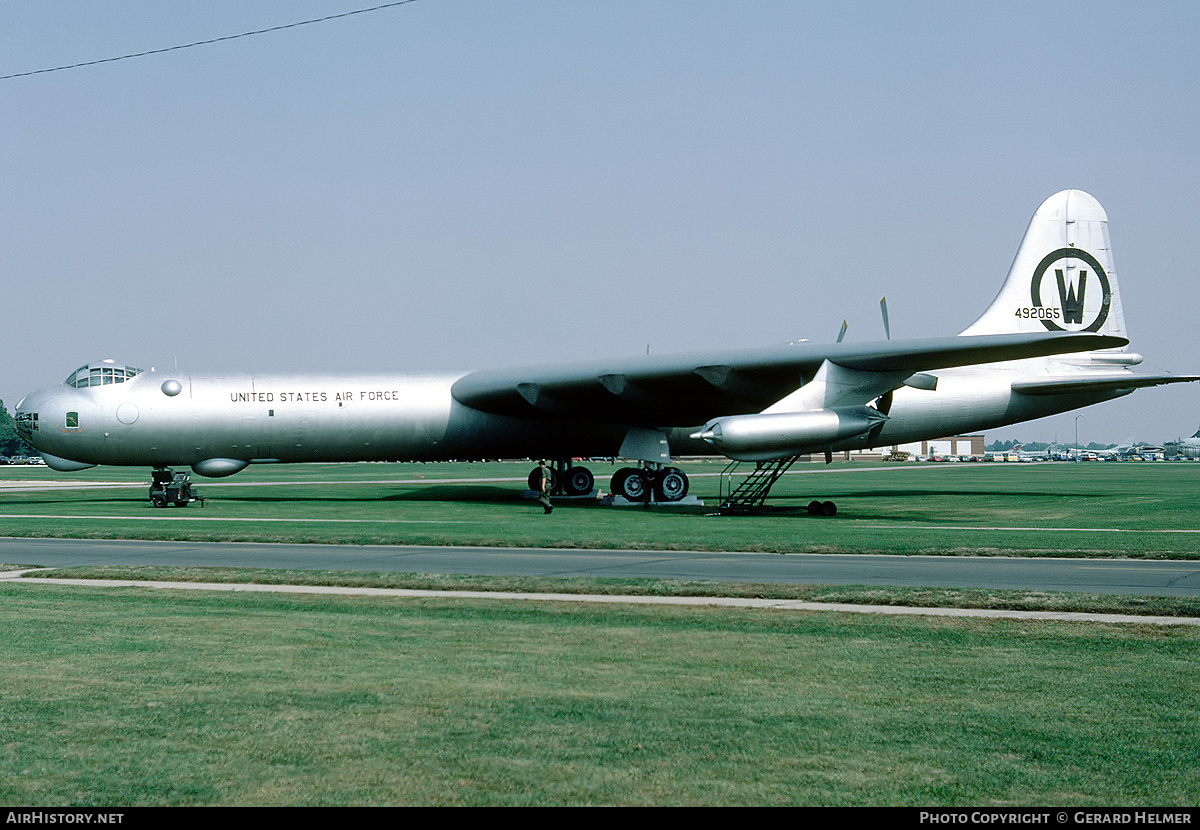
[4,1,1199,445]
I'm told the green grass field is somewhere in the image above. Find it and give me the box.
[3,459,1200,557]
[2,582,1197,806]
[3,460,1200,805]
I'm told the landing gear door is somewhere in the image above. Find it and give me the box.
[619,428,670,465]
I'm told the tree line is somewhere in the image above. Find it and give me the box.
[984,438,1120,452]
[0,400,34,457]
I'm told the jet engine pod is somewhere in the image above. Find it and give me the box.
[191,458,250,478]
[692,408,886,461]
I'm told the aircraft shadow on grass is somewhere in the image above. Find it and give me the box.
[204,484,531,506]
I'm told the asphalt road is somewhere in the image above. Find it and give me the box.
[3,537,1199,597]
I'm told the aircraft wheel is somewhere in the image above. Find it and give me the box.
[821,501,837,517]
[611,468,647,501]
[807,500,822,515]
[564,466,594,496]
[527,466,557,493]
[654,468,689,502]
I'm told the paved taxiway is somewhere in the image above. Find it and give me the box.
[2,537,1198,597]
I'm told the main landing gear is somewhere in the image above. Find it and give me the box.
[526,460,596,497]
[609,464,689,503]
[525,461,692,503]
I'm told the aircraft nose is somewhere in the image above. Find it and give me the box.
[14,388,100,471]
[13,389,50,446]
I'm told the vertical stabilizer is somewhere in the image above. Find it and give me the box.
[960,190,1126,342]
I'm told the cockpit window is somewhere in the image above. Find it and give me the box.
[64,363,144,388]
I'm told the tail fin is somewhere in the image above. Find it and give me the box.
[960,190,1127,343]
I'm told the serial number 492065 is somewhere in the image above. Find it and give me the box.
[1015,307,1060,319]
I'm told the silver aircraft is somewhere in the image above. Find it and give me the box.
[1165,428,1200,459]
[14,190,1198,508]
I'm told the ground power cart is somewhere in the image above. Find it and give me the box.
[149,468,202,508]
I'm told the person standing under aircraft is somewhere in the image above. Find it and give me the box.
[537,460,553,514]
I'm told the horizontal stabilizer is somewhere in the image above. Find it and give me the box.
[1012,374,1200,396]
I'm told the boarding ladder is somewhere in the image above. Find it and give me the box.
[717,456,799,514]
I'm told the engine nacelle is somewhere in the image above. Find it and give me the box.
[691,407,886,461]
[191,458,250,478]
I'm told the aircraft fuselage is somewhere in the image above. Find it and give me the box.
[14,358,1129,475]
[15,370,617,472]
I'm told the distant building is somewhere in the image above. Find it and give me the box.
[806,434,986,461]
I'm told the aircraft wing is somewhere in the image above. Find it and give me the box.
[452,332,1126,425]
[1011,373,1200,396]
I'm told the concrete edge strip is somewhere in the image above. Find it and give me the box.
[3,572,1197,626]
